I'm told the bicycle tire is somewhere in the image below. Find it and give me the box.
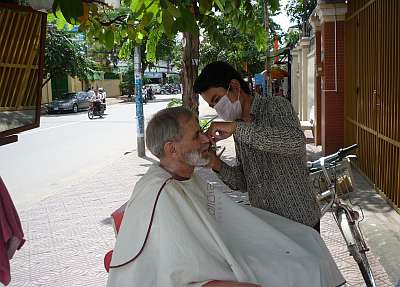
[350,223,377,287]
[336,208,376,287]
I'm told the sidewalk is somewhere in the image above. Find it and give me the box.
[7,101,399,286]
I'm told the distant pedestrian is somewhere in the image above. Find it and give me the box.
[146,86,153,100]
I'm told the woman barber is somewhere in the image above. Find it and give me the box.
[194,61,321,231]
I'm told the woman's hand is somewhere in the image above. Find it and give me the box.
[207,150,223,172]
[206,122,237,142]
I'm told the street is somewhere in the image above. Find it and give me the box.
[0,95,179,210]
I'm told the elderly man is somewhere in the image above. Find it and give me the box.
[107,107,345,287]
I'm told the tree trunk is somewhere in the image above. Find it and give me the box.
[182,31,199,114]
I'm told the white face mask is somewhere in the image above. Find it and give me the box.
[214,86,242,121]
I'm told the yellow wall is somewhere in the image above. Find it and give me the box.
[68,76,84,92]
[41,79,52,104]
[41,76,122,103]
[90,78,122,98]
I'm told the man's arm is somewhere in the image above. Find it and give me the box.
[234,97,305,156]
[203,280,261,287]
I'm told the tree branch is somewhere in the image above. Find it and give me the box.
[98,14,127,26]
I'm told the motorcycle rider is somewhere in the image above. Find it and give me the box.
[91,89,103,113]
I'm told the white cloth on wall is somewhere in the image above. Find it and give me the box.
[107,165,345,287]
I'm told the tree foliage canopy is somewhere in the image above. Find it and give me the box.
[44,27,98,83]
[199,0,283,75]
[50,0,269,63]
[285,0,317,26]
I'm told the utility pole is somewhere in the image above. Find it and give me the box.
[263,0,272,96]
[134,46,145,157]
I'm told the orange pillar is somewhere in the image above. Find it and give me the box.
[310,15,322,146]
[317,2,347,155]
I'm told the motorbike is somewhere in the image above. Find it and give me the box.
[88,100,105,119]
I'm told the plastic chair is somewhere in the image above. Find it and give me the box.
[104,202,127,272]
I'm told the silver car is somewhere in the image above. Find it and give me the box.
[47,92,91,113]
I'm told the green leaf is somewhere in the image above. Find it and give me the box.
[58,0,83,24]
[255,28,267,52]
[213,0,224,11]
[131,0,144,12]
[137,31,144,40]
[119,28,128,39]
[146,0,160,17]
[199,0,213,14]
[269,0,280,12]
[105,29,115,50]
[162,10,174,35]
[47,12,57,22]
[127,29,137,40]
[119,39,134,59]
[157,11,163,23]
[56,17,67,29]
[166,1,181,18]
[225,3,233,14]
[178,6,198,35]
[141,12,154,26]
[159,0,167,9]
[98,28,106,43]
[146,28,163,62]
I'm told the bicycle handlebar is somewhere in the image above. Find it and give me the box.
[308,144,358,173]
[338,144,358,158]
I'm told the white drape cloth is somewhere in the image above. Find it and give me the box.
[107,165,345,287]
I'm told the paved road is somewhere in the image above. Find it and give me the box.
[0,95,178,210]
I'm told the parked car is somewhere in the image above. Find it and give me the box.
[47,92,91,113]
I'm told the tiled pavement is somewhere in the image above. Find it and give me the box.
[5,102,399,287]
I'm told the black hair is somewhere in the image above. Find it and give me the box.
[194,61,251,95]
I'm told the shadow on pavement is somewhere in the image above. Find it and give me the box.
[347,168,394,214]
[118,96,176,105]
[100,217,112,226]
[43,110,89,117]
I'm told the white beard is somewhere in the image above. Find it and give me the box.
[184,150,210,167]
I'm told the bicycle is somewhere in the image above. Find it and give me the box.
[308,144,377,287]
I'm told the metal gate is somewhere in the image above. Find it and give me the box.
[345,0,400,209]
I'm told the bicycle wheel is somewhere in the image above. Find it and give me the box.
[336,208,376,287]
[351,224,377,287]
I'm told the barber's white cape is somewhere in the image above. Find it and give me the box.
[107,165,345,287]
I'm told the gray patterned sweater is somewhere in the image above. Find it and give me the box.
[217,94,321,227]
